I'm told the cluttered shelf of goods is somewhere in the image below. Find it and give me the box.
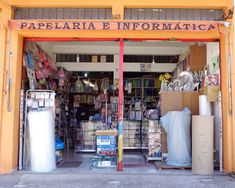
[21,42,163,170]
[20,41,221,174]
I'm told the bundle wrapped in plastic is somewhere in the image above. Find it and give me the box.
[160,108,191,166]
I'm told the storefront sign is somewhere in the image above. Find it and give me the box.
[9,20,218,32]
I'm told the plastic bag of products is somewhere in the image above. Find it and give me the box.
[160,108,191,166]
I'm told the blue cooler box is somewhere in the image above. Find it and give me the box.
[96,135,116,155]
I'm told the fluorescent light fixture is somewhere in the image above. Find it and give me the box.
[76,54,80,63]
[152,9,159,12]
[152,55,155,64]
[83,79,95,88]
[152,8,163,12]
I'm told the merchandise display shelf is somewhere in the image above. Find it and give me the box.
[123,147,143,150]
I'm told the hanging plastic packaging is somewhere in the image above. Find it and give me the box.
[161,108,191,166]
[28,110,56,172]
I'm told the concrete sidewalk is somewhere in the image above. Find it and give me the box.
[0,172,235,188]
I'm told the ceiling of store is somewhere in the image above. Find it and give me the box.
[38,41,190,48]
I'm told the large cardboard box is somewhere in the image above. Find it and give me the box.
[200,86,220,102]
[96,135,117,155]
[160,91,199,153]
[160,91,199,116]
[97,145,116,155]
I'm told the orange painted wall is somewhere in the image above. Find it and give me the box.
[0,0,234,174]
[0,30,23,173]
[230,14,235,172]
[4,0,231,9]
[219,30,233,173]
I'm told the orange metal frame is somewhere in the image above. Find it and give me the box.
[0,0,234,174]
[0,29,234,175]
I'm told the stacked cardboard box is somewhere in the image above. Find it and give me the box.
[93,130,117,168]
[96,135,116,155]
[160,91,199,153]
[148,120,162,158]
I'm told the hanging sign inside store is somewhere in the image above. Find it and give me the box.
[9,20,218,32]
[140,64,151,72]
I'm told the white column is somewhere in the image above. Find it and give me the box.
[113,54,120,84]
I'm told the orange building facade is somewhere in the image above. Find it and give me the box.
[0,0,234,174]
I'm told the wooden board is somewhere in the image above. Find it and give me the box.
[160,91,199,116]
[155,162,191,170]
[189,44,207,72]
[95,130,118,136]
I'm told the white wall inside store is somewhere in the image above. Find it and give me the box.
[52,41,188,77]
[39,41,189,81]
[37,42,54,58]
[51,41,189,55]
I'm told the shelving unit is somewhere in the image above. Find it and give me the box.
[124,77,160,108]
[122,76,161,150]
[144,120,162,161]
[75,121,96,153]
[123,146,142,149]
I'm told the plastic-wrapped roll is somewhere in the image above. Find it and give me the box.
[28,110,56,172]
[192,115,214,175]
[199,95,211,115]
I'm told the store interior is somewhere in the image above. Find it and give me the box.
[20,40,221,172]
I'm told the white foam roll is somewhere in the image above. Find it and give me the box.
[28,110,56,172]
[192,115,214,175]
[199,95,211,115]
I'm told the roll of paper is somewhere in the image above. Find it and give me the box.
[28,110,56,172]
[192,115,214,175]
[199,95,211,115]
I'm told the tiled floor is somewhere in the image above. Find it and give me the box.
[20,150,221,175]
[54,150,163,174]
